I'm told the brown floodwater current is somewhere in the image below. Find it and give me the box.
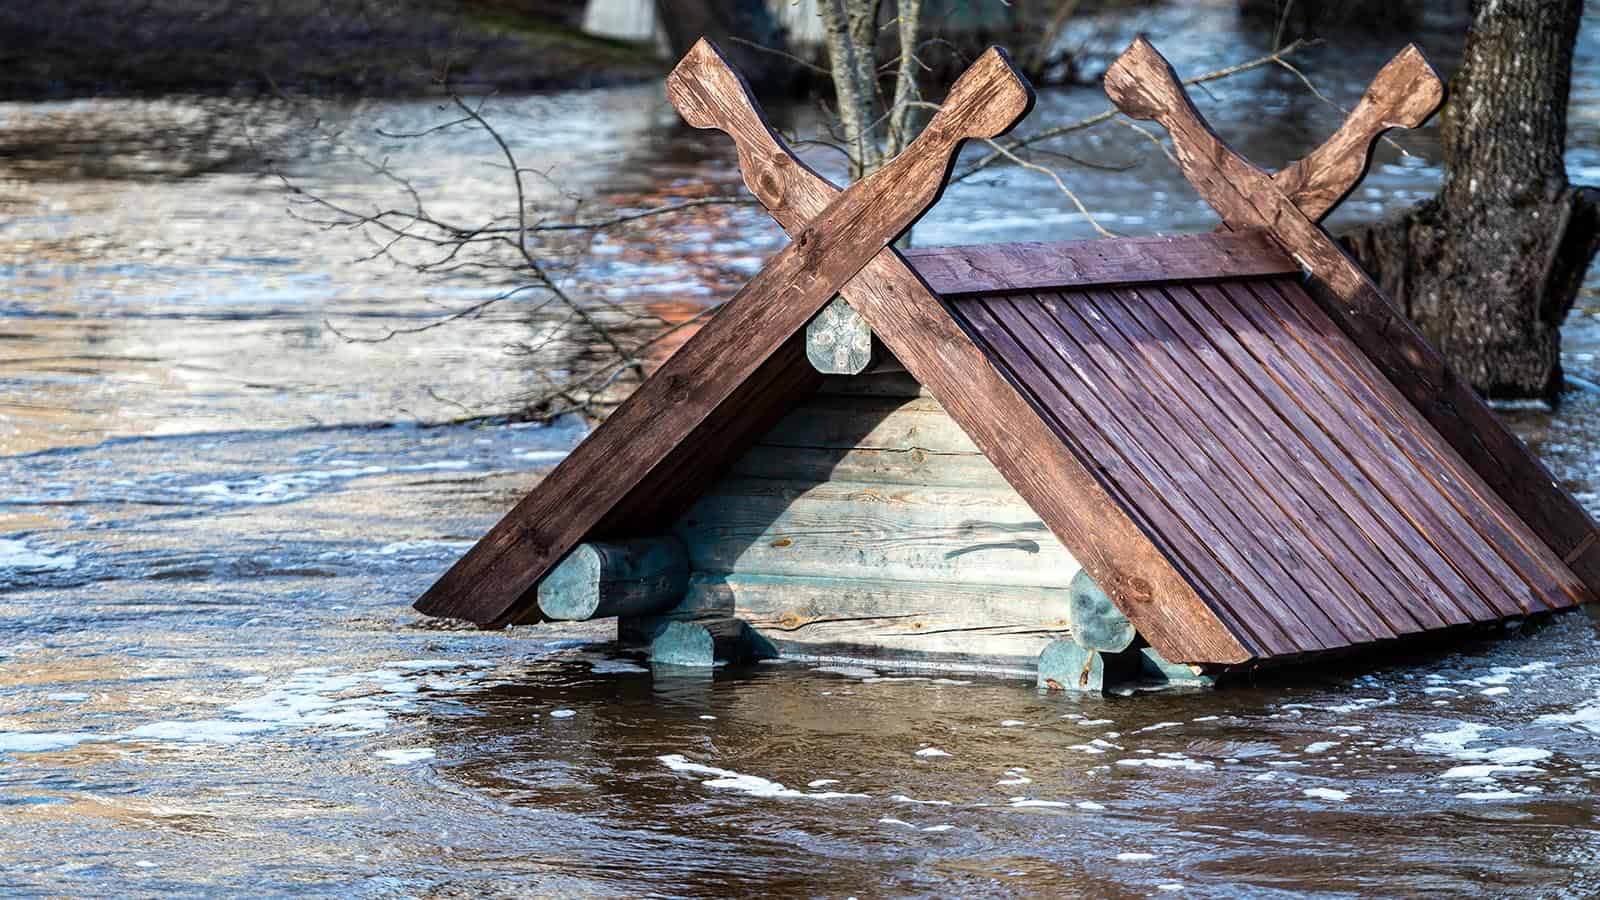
[4,3,1600,896]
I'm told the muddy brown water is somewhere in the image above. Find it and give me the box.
[4,3,1600,897]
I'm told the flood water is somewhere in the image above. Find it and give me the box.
[5,3,1600,896]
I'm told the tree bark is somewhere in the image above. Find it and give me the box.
[1341,0,1600,401]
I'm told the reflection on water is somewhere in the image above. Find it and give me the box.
[3,2,1600,895]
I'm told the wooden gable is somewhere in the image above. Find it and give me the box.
[415,37,1599,673]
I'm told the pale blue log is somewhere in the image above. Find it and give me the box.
[648,617,765,667]
[1139,647,1217,688]
[536,537,688,621]
[1068,569,1137,653]
[1036,639,1138,693]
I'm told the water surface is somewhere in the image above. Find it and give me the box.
[4,3,1600,896]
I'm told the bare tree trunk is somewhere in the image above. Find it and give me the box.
[1342,0,1600,401]
[819,0,885,179]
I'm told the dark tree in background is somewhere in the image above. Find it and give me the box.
[1343,0,1600,401]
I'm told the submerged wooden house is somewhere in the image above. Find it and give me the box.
[415,38,1600,690]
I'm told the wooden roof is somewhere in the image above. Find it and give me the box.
[413,37,1600,669]
[950,272,1589,659]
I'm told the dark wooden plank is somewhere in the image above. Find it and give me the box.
[1143,283,1491,627]
[1192,282,1533,619]
[1094,285,1441,634]
[902,230,1297,297]
[957,297,1305,657]
[417,44,1033,625]
[671,39,1252,664]
[1106,35,1600,602]
[1071,288,1424,638]
[1015,292,1364,648]
[1254,277,1588,610]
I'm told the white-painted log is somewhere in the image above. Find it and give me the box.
[806,296,877,374]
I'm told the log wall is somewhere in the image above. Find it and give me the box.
[668,366,1081,672]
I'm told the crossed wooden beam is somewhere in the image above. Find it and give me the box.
[416,42,1034,626]
[417,36,1600,632]
[1106,37,1600,589]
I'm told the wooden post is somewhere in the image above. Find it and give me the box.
[648,617,765,666]
[806,297,879,374]
[1036,639,1137,693]
[1139,647,1216,688]
[536,537,689,621]
[1068,569,1137,653]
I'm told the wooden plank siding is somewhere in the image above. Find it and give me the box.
[949,277,1586,657]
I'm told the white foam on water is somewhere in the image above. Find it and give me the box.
[1536,704,1600,734]
[1116,852,1156,862]
[699,715,717,721]
[1158,884,1185,892]
[513,449,571,462]
[879,818,917,828]
[1304,741,1340,754]
[1116,757,1214,772]
[377,539,477,557]
[657,754,869,800]
[930,678,972,686]
[124,719,276,744]
[1137,721,1182,733]
[1303,788,1350,802]
[549,709,576,719]
[914,747,950,758]
[1079,719,1114,726]
[588,659,649,674]
[1077,801,1106,811]
[0,537,77,573]
[1416,722,1499,755]
[375,748,435,765]
[385,659,471,671]
[814,665,878,679]
[1456,789,1527,800]
[1010,799,1071,809]
[1480,687,1511,697]
[891,794,954,806]
[921,824,955,832]
[184,466,388,504]
[1000,720,1026,727]
[0,732,97,753]
[808,779,839,788]
[121,662,492,748]
[1440,763,1543,779]
[1464,662,1551,687]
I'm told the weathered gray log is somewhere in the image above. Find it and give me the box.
[815,370,924,398]
[1068,569,1137,653]
[535,537,689,621]
[806,297,878,374]
[676,571,1070,669]
[648,617,763,667]
[1036,640,1138,693]
[674,478,1081,586]
[731,442,1011,489]
[760,394,982,453]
